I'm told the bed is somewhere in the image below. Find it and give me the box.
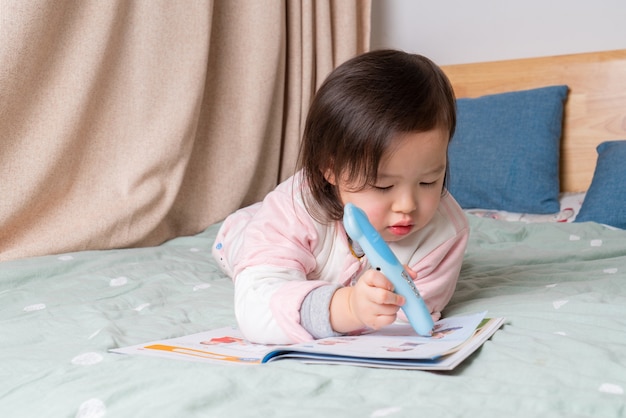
[2,49,626,417]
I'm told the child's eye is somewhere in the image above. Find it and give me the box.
[373,185,393,192]
[420,181,437,187]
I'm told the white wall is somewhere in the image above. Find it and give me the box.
[371,0,626,65]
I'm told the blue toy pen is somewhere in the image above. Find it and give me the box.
[343,203,434,336]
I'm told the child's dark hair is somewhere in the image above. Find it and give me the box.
[297,49,457,223]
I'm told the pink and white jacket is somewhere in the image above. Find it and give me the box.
[212,172,469,344]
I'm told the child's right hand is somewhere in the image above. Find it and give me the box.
[329,269,407,334]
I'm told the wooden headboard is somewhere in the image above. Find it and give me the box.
[442,49,626,193]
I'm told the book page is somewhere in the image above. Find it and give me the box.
[265,311,487,361]
[111,311,488,365]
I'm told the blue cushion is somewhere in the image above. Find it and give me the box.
[447,85,568,213]
[575,140,626,229]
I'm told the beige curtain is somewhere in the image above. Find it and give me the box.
[0,0,370,261]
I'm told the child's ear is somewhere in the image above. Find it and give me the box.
[323,168,337,185]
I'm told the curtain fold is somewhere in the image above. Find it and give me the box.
[280,0,371,181]
[0,0,370,261]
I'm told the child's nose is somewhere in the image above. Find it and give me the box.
[393,192,417,213]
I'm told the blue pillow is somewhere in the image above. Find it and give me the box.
[575,140,626,229]
[448,85,568,214]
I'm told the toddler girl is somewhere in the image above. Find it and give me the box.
[213,49,469,344]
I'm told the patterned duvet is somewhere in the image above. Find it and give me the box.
[2,215,625,417]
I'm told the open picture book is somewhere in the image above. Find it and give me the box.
[111,311,504,371]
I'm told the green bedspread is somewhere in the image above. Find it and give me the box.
[1,216,625,417]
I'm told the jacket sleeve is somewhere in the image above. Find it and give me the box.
[233,266,329,344]
[212,178,336,344]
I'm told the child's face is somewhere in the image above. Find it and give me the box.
[336,129,448,243]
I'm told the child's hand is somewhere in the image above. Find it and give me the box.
[349,269,406,329]
[329,266,416,334]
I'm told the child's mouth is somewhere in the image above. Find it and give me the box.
[388,224,413,236]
